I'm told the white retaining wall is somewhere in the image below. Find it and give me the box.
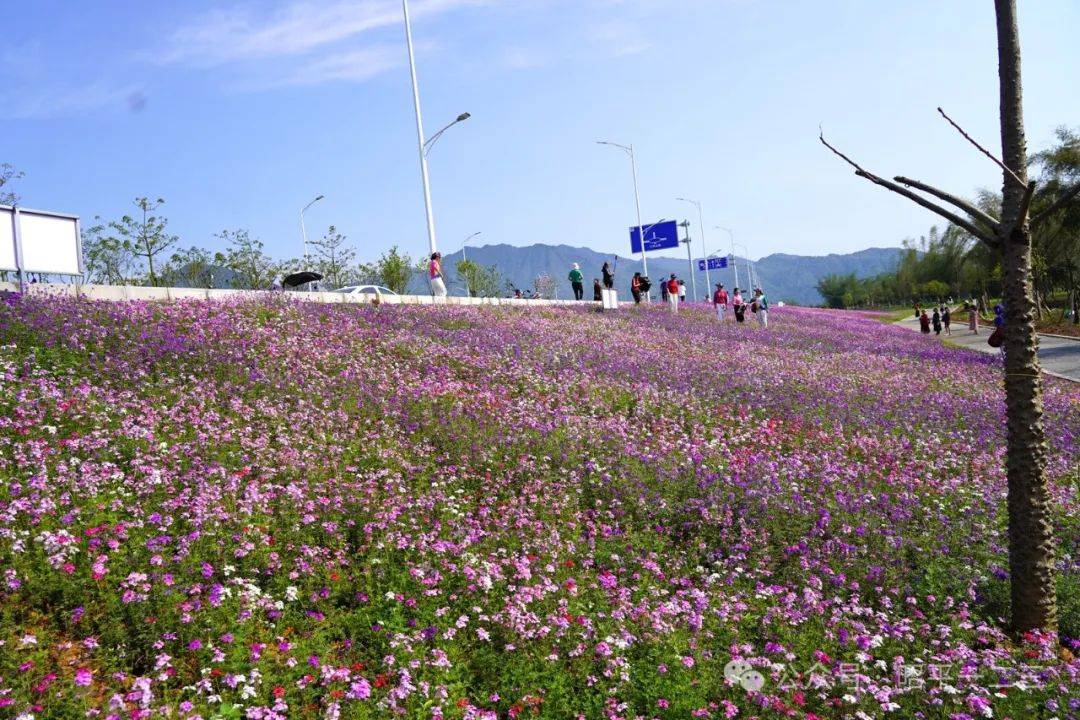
[0,281,605,308]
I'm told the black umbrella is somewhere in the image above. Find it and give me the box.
[283,271,323,288]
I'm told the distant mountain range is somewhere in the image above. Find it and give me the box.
[412,244,904,305]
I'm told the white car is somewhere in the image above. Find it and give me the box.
[333,285,399,297]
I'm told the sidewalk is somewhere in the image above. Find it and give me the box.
[894,315,1080,382]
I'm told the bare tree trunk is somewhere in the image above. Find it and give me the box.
[995,0,1057,635]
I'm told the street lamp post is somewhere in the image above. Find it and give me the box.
[402,0,470,258]
[461,231,481,264]
[597,140,649,300]
[678,220,697,301]
[300,194,324,267]
[676,197,709,295]
[460,231,481,296]
[734,242,757,289]
[717,226,739,290]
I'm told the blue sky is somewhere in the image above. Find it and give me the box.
[3,0,1078,264]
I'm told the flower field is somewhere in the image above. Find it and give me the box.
[0,295,1077,720]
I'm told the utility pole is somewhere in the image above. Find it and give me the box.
[679,220,697,301]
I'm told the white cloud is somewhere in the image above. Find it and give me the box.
[0,81,139,120]
[159,0,488,67]
[590,19,651,58]
[249,44,402,88]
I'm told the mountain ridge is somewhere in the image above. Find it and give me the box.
[414,244,904,305]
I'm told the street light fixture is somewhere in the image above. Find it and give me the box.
[734,241,758,289]
[597,140,650,299]
[300,194,325,267]
[716,226,740,290]
[676,197,710,293]
[460,231,481,296]
[402,0,470,258]
[423,113,471,157]
[460,230,482,263]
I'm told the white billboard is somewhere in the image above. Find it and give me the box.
[1,205,82,276]
[0,208,14,271]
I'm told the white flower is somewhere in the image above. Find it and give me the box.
[19,634,37,647]
[285,586,299,602]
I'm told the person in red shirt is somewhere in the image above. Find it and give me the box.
[713,283,729,323]
[666,274,680,313]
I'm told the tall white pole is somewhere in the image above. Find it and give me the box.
[736,243,756,289]
[629,145,649,298]
[697,204,709,295]
[300,195,323,268]
[678,198,709,298]
[680,221,696,302]
[403,0,438,256]
[719,226,739,290]
[300,210,310,266]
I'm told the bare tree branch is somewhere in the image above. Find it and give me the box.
[937,106,1026,188]
[819,131,995,243]
[1030,180,1080,227]
[894,176,1001,232]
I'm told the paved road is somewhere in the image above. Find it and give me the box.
[895,315,1080,383]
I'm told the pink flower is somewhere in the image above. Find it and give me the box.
[75,667,93,686]
[682,655,695,668]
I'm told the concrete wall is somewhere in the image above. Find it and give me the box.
[0,281,607,308]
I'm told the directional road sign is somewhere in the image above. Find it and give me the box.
[629,220,679,254]
[697,256,729,272]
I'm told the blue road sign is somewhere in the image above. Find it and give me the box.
[629,220,680,254]
[697,256,729,272]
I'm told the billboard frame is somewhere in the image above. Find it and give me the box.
[1,204,83,290]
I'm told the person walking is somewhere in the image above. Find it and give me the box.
[630,272,643,304]
[967,303,979,335]
[660,276,669,303]
[733,287,745,323]
[992,304,1006,358]
[713,283,728,323]
[601,262,614,290]
[754,288,769,328]
[593,278,602,301]
[920,309,931,334]
[678,280,687,303]
[667,274,680,313]
[942,305,952,336]
[429,252,447,297]
[932,307,942,335]
[569,263,584,301]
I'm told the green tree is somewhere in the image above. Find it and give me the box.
[107,198,178,286]
[220,229,277,290]
[455,259,502,297]
[309,226,357,290]
[815,273,859,308]
[162,246,217,288]
[81,219,137,285]
[0,163,23,206]
[375,246,413,294]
